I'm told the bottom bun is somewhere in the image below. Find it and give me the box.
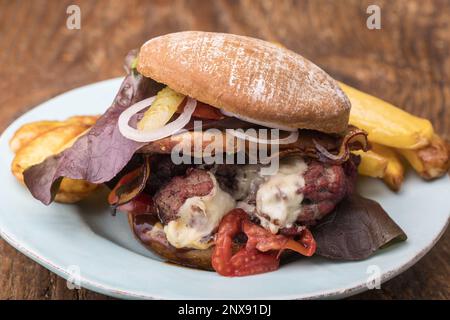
[127,212,296,271]
[128,213,215,270]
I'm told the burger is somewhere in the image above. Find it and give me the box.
[24,32,406,277]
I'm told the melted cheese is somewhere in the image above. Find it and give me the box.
[164,173,236,249]
[256,157,307,233]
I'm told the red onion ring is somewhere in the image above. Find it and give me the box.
[118,96,197,142]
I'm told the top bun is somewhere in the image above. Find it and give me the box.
[137,31,350,133]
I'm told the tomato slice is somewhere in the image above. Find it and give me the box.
[212,209,317,277]
[116,193,154,216]
[177,101,225,120]
[242,221,316,256]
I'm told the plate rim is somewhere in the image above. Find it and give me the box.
[0,218,447,300]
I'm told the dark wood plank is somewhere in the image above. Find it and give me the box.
[0,0,448,299]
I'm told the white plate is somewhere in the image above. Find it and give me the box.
[0,78,449,300]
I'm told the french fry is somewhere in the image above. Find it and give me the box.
[340,82,434,150]
[9,121,67,153]
[67,115,100,126]
[11,123,98,203]
[353,149,388,178]
[56,178,98,203]
[372,144,405,191]
[354,144,405,191]
[11,124,90,182]
[9,115,100,152]
[398,134,450,180]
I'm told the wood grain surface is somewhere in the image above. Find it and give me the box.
[0,0,448,300]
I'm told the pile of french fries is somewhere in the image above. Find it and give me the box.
[341,82,450,191]
[10,115,100,203]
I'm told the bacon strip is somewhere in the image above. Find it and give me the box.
[212,209,317,277]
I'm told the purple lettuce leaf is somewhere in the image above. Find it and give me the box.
[24,50,162,205]
[312,194,407,260]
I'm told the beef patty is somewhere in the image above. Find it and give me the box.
[300,161,349,222]
[154,168,214,224]
[153,157,357,229]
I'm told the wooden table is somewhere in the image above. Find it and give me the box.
[0,0,448,299]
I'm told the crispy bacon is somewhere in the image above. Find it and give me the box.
[313,126,369,163]
[212,209,279,276]
[279,126,369,165]
[242,220,316,256]
[212,209,316,277]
